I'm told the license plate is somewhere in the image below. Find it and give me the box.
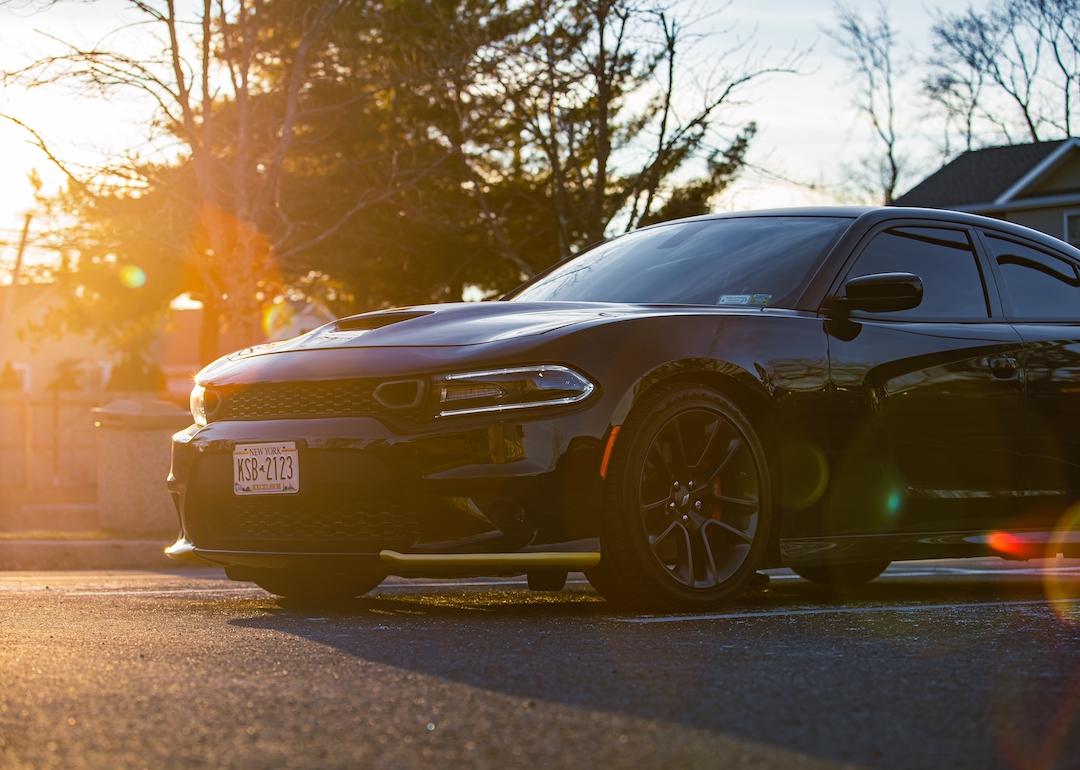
[233,442,299,496]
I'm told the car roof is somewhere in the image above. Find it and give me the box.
[637,206,873,225]
[644,206,1080,259]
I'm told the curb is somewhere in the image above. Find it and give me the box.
[0,539,180,570]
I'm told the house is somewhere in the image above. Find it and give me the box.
[0,282,339,397]
[893,137,1080,248]
[0,284,256,396]
[0,283,113,392]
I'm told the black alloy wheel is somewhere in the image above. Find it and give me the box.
[588,383,773,609]
[639,406,762,589]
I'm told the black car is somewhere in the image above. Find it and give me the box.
[166,206,1080,609]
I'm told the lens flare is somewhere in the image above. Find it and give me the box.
[1043,505,1080,626]
[885,489,903,516]
[779,441,829,509]
[262,301,296,338]
[987,530,1029,558]
[118,264,147,289]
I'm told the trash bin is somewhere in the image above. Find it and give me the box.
[92,398,192,533]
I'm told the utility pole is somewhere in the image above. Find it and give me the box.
[2,212,33,325]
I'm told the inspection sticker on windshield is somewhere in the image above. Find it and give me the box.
[233,442,299,496]
[718,294,771,306]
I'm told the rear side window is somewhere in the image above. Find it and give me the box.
[847,226,989,319]
[985,235,1080,321]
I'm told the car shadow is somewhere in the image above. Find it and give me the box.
[241,567,1076,620]
[226,570,1080,770]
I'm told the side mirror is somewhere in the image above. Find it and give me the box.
[828,272,924,314]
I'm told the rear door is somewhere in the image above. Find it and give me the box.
[978,231,1080,528]
[822,222,1026,537]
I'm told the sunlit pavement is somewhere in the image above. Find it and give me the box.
[1,559,1077,770]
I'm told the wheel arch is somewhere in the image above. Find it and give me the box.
[608,359,783,564]
[611,358,775,443]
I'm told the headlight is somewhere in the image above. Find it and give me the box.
[189,383,208,426]
[435,365,595,418]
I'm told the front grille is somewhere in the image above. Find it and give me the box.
[185,492,430,552]
[229,497,424,543]
[216,380,385,420]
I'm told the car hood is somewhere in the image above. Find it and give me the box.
[230,302,646,358]
[196,301,780,384]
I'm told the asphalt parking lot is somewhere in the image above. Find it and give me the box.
[1,558,1078,770]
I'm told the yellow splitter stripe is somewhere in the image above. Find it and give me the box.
[379,550,600,571]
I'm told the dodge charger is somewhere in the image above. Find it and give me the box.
[166,207,1080,609]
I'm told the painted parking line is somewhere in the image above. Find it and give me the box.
[67,587,265,596]
[609,597,1080,625]
[883,566,1080,576]
[768,567,1080,580]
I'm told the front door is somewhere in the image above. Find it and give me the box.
[980,231,1080,529]
[822,224,1025,537]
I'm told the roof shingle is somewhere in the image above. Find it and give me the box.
[892,139,1070,208]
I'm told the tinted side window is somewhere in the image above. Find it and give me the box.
[986,235,1080,321]
[847,227,989,319]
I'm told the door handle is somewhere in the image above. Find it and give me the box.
[987,356,1019,379]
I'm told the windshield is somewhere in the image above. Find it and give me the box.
[509,216,851,307]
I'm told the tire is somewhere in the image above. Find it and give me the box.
[793,561,890,588]
[584,563,621,598]
[246,568,385,601]
[589,383,774,610]
[527,571,568,592]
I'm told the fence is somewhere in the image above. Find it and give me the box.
[0,391,181,491]
[0,392,102,490]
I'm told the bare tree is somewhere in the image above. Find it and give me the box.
[926,0,1078,147]
[830,2,905,205]
[1018,0,1078,136]
[924,58,988,155]
[482,0,798,258]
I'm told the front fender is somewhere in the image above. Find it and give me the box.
[608,356,773,428]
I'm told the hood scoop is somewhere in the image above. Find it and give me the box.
[334,311,432,332]
[262,301,636,354]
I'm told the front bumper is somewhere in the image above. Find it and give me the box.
[167,405,611,571]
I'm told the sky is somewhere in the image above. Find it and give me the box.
[0,0,990,279]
